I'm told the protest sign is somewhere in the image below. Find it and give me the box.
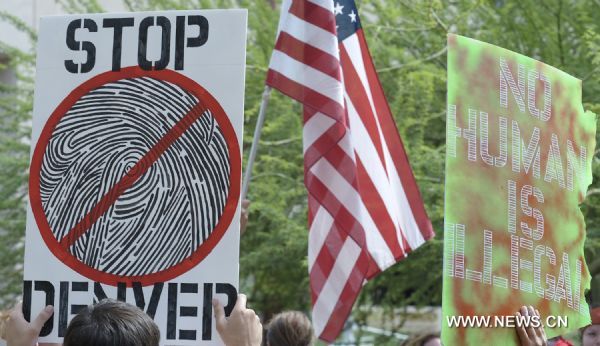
[23,10,246,345]
[443,34,596,344]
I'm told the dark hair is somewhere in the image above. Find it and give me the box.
[63,299,160,346]
[266,311,313,346]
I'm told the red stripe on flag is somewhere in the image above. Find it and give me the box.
[304,127,344,169]
[309,223,345,302]
[339,45,388,174]
[266,69,345,122]
[323,145,358,189]
[308,194,318,224]
[306,172,366,304]
[317,250,369,342]
[305,170,365,247]
[289,0,336,34]
[274,32,341,81]
[400,230,412,255]
[355,29,434,240]
[355,157,405,265]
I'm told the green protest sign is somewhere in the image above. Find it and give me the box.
[442,34,596,345]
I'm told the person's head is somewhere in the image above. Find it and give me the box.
[580,306,600,346]
[402,332,441,346]
[63,298,160,346]
[582,325,600,346]
[266,311,314,346]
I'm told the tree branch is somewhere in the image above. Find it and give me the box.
[556,0,565,66]
[589,257,600,277]
[377,46,447,73]
[587,188,600,198]
[430,8,448,32]
[260,137,301,146]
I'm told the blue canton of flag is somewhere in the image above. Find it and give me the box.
[333,0,362,41]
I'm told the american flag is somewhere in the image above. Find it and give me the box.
[266,0,435,341]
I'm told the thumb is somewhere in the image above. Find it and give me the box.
[213,299,226,330]
[31,305,53,333]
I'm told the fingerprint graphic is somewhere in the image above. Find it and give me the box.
[39,76,230,277]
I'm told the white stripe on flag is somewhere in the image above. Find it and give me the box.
[308,206,334,268]
[337,131,355,159]
[390,165,426,249]
[310,156,395,267]
[380,136,425,249]
[342,35,378,115]
[280,14,339,58]
[303,112,336,153]
[269,51,343,105]
[345,95,405,257]
[312,236,362,337]
[344,34,426,250]
[307,0,334,11]
[275,0,292,36]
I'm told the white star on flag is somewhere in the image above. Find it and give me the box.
[334,2,344,15]
[349,9,357,22]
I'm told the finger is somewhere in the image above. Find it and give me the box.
[531,308,543,338]
[535,323,546,341]
[528,306,541,332]
[522,307,535,339]
[520,306,527,315]
[235,294,247,311]
[539,324,547,341]
[31,306,54,333]
[9,302,23,320]
[515,312,529,342]
[536,310,547,340]
[212,299,227,330]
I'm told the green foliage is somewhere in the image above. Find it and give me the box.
[0,10,36,308]
[350,1,600,342]
[3,0,600,343]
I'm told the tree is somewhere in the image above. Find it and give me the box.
[0,10,36,308]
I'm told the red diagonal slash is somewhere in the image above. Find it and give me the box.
[59,102,208,249]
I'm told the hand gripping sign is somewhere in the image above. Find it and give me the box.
[23,10,247,345]
[442,34,596,345]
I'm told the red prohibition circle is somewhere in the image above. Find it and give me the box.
[29,66,241,287]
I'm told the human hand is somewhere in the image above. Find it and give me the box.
[0,308,10,340]
[214,294,262,346]
[5,303,53,346]
[516,305,547,346]
[240,199,250,236]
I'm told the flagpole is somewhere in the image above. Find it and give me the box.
[242,85,272,200]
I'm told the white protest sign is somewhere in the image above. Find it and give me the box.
[23,9,246,345]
